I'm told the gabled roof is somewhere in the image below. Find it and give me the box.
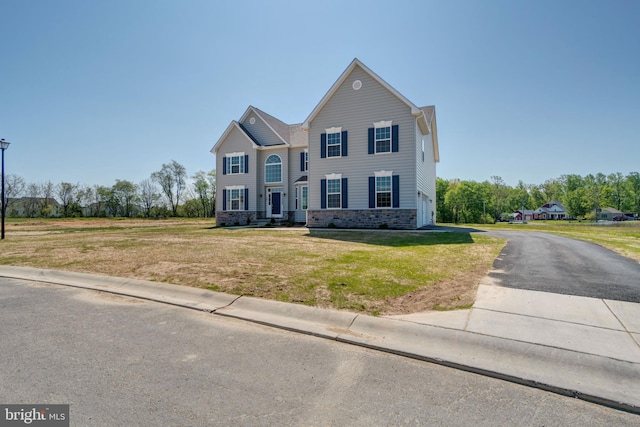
[301,58,438,162]
[210,120,261,155]
[602,207,623,214]
[240,106,290,146]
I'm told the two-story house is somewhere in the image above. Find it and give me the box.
[211,58,439,229]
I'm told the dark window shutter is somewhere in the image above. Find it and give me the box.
[341,178,348,209]
[320,179,327,209]
[368,177,375,208]
[392,125,399,152]
[244,188,249,211]
[320,133,327,159]
[300,152,305,171]
[341,131,348,157]
[222,157,227,175]
[392,175,400,208]
[368,128,374,154]
[222,189,227,210]
[244,155,249,173]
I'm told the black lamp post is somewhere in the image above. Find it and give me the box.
[1,138,10,240]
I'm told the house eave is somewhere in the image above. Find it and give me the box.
[240,105,290,146]
[211,121,261,155]
[303,58,424,130]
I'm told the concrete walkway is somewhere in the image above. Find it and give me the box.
[1,265,639,414]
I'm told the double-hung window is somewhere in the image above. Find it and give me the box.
[321,127,347,158]
[321,174,347,209]
[368,122,398,154]
[224,153,247,174]
[327,178,341,208]
[376,175,392,208]
[369,171,399,209]
[224,186,245,211]
[327,132,341,157]
[375,125,391,154]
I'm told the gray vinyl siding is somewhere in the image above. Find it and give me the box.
[308,65,417,210]
[215,126,258,212]
[241,115,286,147]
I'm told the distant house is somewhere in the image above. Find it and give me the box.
[513,209,534,221]
[596,207,626,221]
[211,58,440,229]
[533,201,567,220]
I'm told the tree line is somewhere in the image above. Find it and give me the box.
[437,172,640,224]
[2,160,216,219]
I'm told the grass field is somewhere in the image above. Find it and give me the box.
[0,218,506,315]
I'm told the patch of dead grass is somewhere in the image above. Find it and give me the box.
[1,219,506,315]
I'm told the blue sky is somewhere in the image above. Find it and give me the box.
[1,0,639,188]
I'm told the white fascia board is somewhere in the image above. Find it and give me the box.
[211,121,260,155]
[302,58,423,130]
[241,106,290,147]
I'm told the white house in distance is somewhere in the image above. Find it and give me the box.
[211,58,440,229]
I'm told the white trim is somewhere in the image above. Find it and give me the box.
[225,185,245,211]
[239,106,290,146]
[325,129,342,158]
[225,151,245,158]
[265,154,283,184]
[373,124,392,154]
[373,120,392,128]
[374,174,392,209]
[325,176,342,209]
[211,121,259,154]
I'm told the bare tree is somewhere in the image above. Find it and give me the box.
[139,179,160,217]
[40,181,56,217]
[4,174,25,217]
[57,182,79,217]
[112,180,138,217]
[192,170,216,217]
[151,160,187,216]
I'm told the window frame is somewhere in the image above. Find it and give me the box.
[325,127,342,158]
[374,171,393,208]
[225,152,246,174]
[326,175,342,209]
[264,154,282,184]
[374,121,393,154]
[226,186,245,211]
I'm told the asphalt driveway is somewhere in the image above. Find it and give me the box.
[482,230,640,303]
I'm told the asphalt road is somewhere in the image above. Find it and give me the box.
[484,230,640,302]
[2,278,638,426]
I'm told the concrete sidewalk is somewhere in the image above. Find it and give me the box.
[1,265,639,414]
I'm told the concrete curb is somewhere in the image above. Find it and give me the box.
[1,266,639,414]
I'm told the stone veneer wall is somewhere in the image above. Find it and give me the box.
[306,209,417,229]
[217,211,294,226]
[216,211,256,226]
